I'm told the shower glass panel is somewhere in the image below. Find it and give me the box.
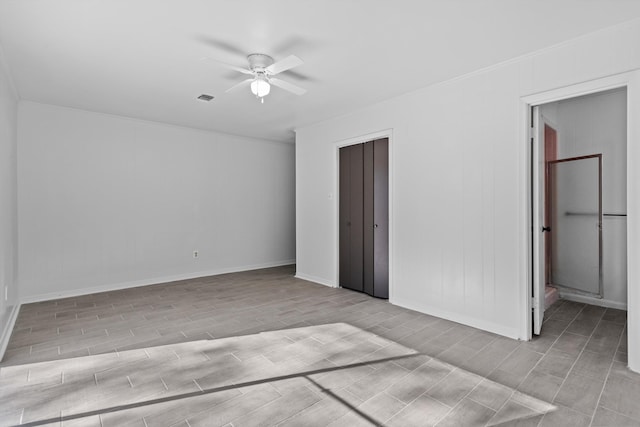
[548,155,602,297]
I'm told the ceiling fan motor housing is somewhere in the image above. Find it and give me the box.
[247,53,274,72]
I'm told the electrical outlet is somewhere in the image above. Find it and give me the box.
[193,250,199,258]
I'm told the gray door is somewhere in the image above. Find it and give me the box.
[339,143,364,292]
[339,139,389,298]
[364,138,389,298]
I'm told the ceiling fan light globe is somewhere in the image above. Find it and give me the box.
[250,79,271,97]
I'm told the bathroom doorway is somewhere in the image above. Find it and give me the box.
[532,88,628,337]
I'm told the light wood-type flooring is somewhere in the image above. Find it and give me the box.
[0,265,636,426]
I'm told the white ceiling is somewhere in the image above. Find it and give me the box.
[1,1,640,142]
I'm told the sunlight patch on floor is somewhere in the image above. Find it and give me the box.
[0,323,556,426]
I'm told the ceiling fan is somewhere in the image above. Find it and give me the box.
[203,53,307,103]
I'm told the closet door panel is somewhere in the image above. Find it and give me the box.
[363,141,375,296]
[339,146,351,289]
[348,144,365,291]
[373,138,389,298]
[339,144,364,292]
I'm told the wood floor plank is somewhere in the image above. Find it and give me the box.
[0,266,632,426]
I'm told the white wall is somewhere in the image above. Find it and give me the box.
[296,18,640,342]
[542,89,627,306]
[18,102,295,301]
[0,44,19,355]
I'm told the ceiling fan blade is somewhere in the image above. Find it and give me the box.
[200,57,253,75]
[265,55,303,75]
[270,78,307,95]
[225,79,253,93]
[195,35,246,56]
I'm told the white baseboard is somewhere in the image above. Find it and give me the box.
[0,304,20,362]
[21,260,296,304]
[295,272,337,288]
[558,291,627,310]
[391,296,521,340]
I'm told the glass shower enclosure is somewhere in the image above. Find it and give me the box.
[547,154,603,297]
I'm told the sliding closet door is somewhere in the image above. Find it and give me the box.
[339,144,364,292]
[363,139,389,298]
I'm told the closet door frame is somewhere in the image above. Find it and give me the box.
[335,129,393,299]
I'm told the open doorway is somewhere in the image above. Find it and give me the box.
[531,88,628,358]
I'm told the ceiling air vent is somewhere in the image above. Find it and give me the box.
[197,94,214,102]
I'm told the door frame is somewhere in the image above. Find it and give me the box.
[520,71,640,373]
[334,129,393,299]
